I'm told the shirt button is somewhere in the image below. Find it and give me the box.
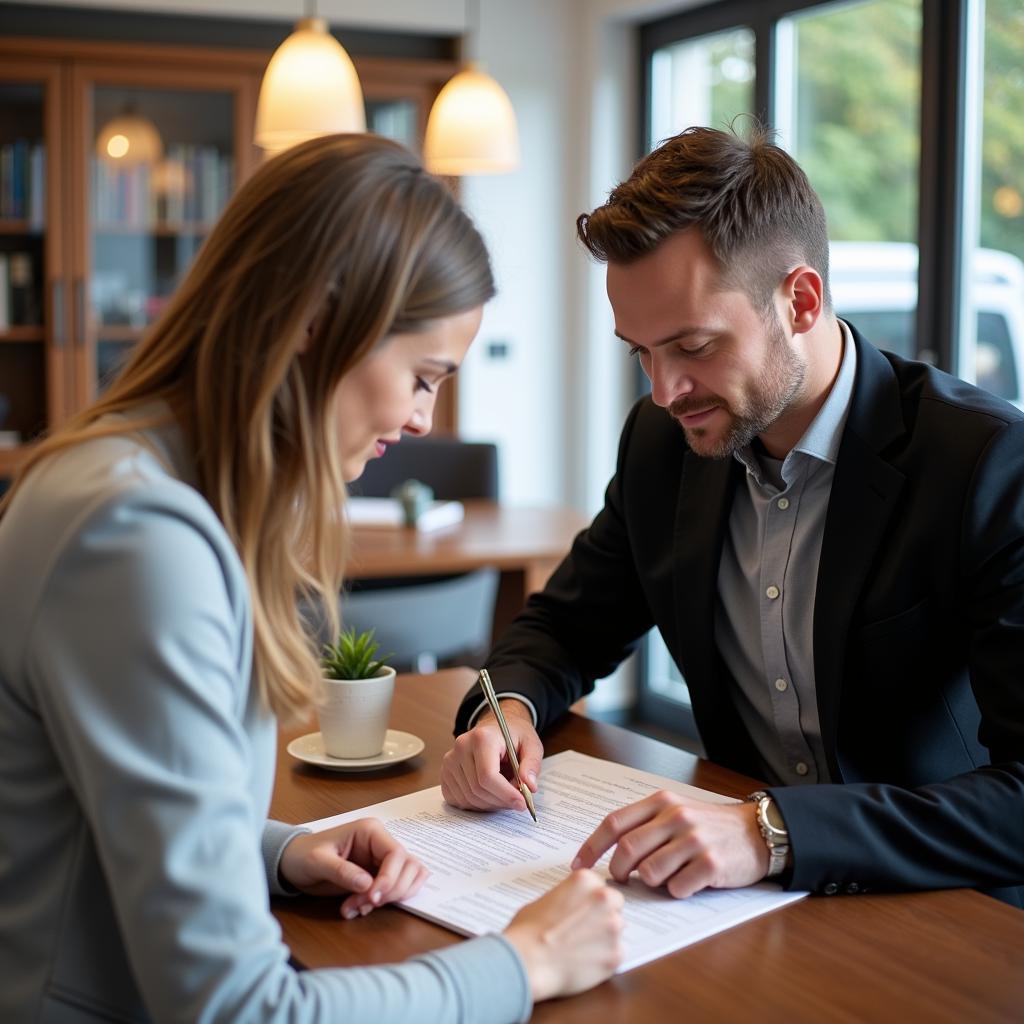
[765,585,780,600]
[824,882,839,895]
[777,497,790,510]
[775,678,788,691]
[795,761,809,776]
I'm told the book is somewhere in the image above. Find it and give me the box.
[0,255,8,331]
[346,496,465,532]
[8,252,38,324]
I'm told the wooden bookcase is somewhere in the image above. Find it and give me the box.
[0,35,460,482]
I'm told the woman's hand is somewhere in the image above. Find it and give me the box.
[503,869,624,1001]
[278,818,429,920]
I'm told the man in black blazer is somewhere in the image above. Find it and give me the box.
[441,126,1024,908]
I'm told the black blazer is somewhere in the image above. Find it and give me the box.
[457,328,1024,907]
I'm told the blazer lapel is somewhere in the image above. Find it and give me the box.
[672,449,746,758]
[814,333,906,775]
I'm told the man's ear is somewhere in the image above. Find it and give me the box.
[782,265,824,334]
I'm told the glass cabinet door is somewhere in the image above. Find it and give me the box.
[73,67,253,404]
[0,62,64,483]
[366,97,422,151]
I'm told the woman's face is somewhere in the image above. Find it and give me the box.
[334,305,483,482]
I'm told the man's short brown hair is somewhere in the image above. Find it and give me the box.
[577,124,831,312]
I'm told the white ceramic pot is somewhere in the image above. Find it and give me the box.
[317,665,397,759]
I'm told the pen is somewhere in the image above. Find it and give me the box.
[478,669,538,823]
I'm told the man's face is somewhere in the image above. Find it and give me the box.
[607,227,807,459]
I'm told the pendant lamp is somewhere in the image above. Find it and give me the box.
[96,111,163,166]
[255,14,365,154]
[423,1,520,175]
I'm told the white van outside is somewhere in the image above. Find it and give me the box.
[829,241,1024,408]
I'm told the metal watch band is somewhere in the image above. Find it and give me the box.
[746,790,790,878]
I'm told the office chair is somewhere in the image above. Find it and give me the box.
[341,570,500,674]
[344,436,501,673]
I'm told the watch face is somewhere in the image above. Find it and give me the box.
[764,799,786,833]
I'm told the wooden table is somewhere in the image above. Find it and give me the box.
[349,501,587,641]
[272,670,1024,1023]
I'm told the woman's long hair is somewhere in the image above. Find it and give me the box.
[2,134,494,721]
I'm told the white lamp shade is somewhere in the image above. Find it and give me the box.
[424,65,520,175]
[95,113,163,166]
[255,16,366,153]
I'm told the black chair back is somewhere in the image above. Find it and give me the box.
[350,436,499,501]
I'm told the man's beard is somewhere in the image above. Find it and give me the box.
[669,313,806,459]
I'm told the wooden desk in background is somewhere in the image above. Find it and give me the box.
[348,501,587,642]
[272,670,1024,1024]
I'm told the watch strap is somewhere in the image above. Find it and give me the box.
[746,790,790,878]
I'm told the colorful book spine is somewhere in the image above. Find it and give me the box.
[0,139,45,225]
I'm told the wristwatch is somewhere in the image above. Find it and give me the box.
[746,790,790,877]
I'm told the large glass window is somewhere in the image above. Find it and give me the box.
[778,0,923,359]
[636,0,1020,739]
[962,0,1024,406]
[779,0,922,244]
[648,27,755,148]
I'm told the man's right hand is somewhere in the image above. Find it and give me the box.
[441,699,545,811]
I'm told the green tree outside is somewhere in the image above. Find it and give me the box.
[656,0,1023,261]
[792,0,1023,262]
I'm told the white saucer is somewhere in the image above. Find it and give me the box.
[287,730,425,772]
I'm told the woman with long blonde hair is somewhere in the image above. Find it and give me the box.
[0,134,622,1023]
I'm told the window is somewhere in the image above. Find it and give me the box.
[648,27,755,147]
[636,0,1020,731]
[778,1,924,370]
[961,0,1024,406]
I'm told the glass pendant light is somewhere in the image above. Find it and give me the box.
[255,6,365,154]
[424,0,520,175]
[95,111,163,166]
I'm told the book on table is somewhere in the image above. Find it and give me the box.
[346,497,465,532]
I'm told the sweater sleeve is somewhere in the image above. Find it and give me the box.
[29,486,531,1024]
[262,819,310,897]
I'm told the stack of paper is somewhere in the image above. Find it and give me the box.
[303,750,807,971]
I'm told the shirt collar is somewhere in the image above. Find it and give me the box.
[733,319,857,482]
[792,318,857,466]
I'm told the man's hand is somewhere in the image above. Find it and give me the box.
[572,791,769,897]
[279,818,429,919]
[441,699,544,811]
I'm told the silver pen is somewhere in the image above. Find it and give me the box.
[478,669,538,823]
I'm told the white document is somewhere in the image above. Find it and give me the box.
[303,750,807,971]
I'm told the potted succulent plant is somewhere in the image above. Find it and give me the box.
[317,628,397,759]
[321,626,394,681]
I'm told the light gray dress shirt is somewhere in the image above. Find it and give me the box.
[715,322,857,786]
[0,418,531,1024]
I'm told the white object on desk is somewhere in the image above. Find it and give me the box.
[346,497,465,532]
[301,750,807,970]
[287,729,425,771]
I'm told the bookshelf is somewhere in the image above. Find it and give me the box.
[0,47,259,478]
[0,62,59,481]
[0,35,461,486]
